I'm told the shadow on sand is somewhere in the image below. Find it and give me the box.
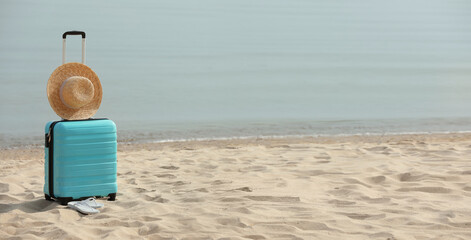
[0,199,58,214]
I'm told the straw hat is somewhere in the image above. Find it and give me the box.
[47,63,102,120]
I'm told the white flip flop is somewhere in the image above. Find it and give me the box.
[80,198,104,209]
[67,201,99,215]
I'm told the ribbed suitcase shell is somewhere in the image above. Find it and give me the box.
[44,119,117,203]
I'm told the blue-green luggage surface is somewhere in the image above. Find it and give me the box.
[44,119,117,203]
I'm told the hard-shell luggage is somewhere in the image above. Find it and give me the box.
[44,31,117,205]
[44,119,117,205]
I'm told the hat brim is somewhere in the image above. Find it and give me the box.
[47,63,102,120]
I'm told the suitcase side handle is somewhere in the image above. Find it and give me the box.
[62,31,86,65]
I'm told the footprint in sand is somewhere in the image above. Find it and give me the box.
[125,178,137,184]
[328,188,353,197]
[243,235,266,240]
[245,196,300,202]
[181,159,195,164]
[397,172,423,182]
[366,175,386,184]
[156,174,177,179]
[163,181,190,186]
[365,146,390,152]
[360,196,391,204]
[220,158,238,164]
[364,146,392,155]
[369,232,396,239]
[116,200,141,209]
[137,223,160,236]
[194,188,209,193]
[143,194,168,203]
[216,217,248,228]
[340,212,386,220]
[234,187,253,192]
[96,219,144,228]
[199,163,218,169]
[328,199,356,206]
[314,153,331,160]
[220,197,245,202]
[181,197,204,203]
[303,170,338,176]
[343,178,371,188]
[131,188,148,193]
[160,165,179,170]
[239,165,267,172]
[211,180,232,185]
[396,187,452,193]
[232,207,253,214]
[24,192,40,200]
[290,221,331,230]
[139,216,162,222]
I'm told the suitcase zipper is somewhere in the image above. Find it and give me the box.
[47,121,61,199]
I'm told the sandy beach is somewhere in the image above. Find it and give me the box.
[1,133,471,239]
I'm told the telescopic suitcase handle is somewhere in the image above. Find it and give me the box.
[62,31,86,65]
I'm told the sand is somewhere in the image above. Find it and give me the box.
[1,133,471,240]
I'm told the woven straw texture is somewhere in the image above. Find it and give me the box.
[47,63,102,120]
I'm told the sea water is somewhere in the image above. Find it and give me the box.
[1,0,471,147]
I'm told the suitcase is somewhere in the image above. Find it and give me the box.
[44,118,118,205]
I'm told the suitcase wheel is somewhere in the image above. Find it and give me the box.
[45,194,52,201]
[108,193,116,201]
[57,197,73,206]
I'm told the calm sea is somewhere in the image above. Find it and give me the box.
[1,0,471,147]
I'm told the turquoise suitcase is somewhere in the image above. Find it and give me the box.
[44,118,118,205]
